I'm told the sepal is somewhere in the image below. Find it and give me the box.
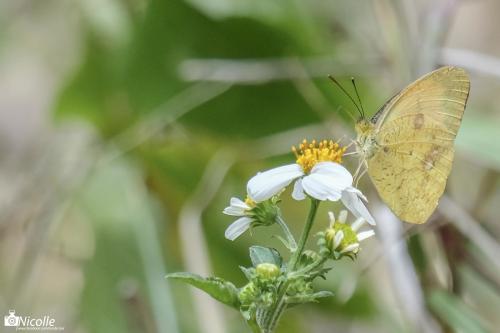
[249,246,282,267]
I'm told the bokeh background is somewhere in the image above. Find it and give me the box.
[1,0,499,332]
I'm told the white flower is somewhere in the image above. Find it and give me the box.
[246,163,375,226]
[223,197,254,241]
[248,140,348,203]
[325,210,375,256]
[248,161,353,202]
[223,196,279,241]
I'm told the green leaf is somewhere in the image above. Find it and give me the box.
[166,272,240,309]
[428,290,487,333]
[249,246,282,267]
[286,291,334,305]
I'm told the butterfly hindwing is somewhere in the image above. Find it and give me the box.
[367,66,470,223]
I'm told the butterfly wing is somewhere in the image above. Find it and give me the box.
[367,66,470,223]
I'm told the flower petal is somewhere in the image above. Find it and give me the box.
[223,197,249,216]
[247,164,304,202]
[310,162,353,190]
[230,197,249,209]
[328,211,335,223]
[338,210,348,224]
[301,173,343,201]
[357,230,375,241]
[351,217,366,231]
[225,217,253,241]
[341,243,359,254]
[333,230,344,250]
[341,187,376,225]
[292,178,307,200]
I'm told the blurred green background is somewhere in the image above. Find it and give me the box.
[1,0,499,332]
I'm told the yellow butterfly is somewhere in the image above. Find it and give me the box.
[334,66,470,224]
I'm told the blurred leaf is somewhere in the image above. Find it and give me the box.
[166,272,240,309]
[428,290,487,333]
[457,114,500,170]
[407,234,427,274]
[78,160,180,333]
[55,0,319,140]
[249,246,282,267]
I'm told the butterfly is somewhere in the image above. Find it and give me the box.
[332,66,470,224]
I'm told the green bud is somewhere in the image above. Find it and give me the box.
[324,221,359,254]
[255,263,281,279]
[239,282,258,305]
[287,279,313,296]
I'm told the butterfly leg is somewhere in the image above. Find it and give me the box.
[352,157,364,180]
[354,160,369,187]
[355,167,367,187]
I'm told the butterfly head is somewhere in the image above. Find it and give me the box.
[354,118,377,159]
[354,117,372,136]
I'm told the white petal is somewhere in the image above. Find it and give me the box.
[341,187,376,225]
[357,230,375,241]
[351,217,366,231]
[292,178,307,200]
[230,197,249,209]
[247,164,304,202]
[310,162,353,189]
[333,230,344,250]
[328,211,335,224]
[301,173,343,201]
[223,206,245,216]
[225,217,253,241]
[338,210,348,224]
[223,197,249,216]
[341,243,359,254]
[345,186,368,202]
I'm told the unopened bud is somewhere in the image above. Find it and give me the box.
[255,263,280,279]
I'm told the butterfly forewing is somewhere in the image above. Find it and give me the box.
[367,66,470,223]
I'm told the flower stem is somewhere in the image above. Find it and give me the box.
[276,214,297,251]
[289,256,328,278]
[288,199,319,271]
[246,318,262,333]
[262,199,320,332]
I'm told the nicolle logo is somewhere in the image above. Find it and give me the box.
[3,310,64,331]
[4,310,19,327]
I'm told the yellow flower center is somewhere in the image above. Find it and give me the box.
[245,196,257,208]
[292,139,346,173]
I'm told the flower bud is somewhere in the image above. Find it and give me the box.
[323,211,368,258]
[239,282,258,305]
[255,263,281,279]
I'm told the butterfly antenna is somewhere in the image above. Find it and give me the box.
[351,77,365,118]
[328,75,364,119]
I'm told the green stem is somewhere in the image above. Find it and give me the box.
[247,317,262,333]
[287,199,319,271]
[276,214,297,251]
[289,256,328,278]
[262,199,320,332]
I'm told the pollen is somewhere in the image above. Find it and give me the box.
[292,139,346,173]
